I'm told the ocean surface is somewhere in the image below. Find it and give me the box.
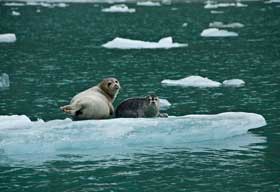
[0,1,280,191]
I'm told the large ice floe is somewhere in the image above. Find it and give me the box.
[161,76,245,88]
[102,4,136,13]
[0,112,266,164]
[0,34,16,43]
[201,28,238,37]
[0,73,10,89]
[161,76,222,88]
[102,37,188,49]
[209,21,244,28]
[137,1,161,6]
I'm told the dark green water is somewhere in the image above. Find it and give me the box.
[0,2,280,192]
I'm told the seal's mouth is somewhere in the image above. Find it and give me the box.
[114,84,120,90]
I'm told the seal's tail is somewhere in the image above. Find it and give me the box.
[60,104,82,116]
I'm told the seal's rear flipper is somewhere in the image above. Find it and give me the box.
[60,104,82,116]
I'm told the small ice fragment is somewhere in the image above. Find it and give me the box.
[182,23,188,27]
[0,73,10,88]
[159,99,171,110]
[0,33,16,43]
[12,10,21,16]
[209,21,244,28]
[222,79,245,87]
[161,76,222,88]
[201,28,238,37]
[102,4,136,13]
[137,1,161,6]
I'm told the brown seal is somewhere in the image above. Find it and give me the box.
[60,77,120,120]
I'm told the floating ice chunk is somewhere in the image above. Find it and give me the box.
[204,2,219,9]
[236,2,248,7]
[4,2,25,6]
[12,11,21,16]
[218,3,236,7]
[210,10,224,14]
[201,28,238,37]
[26,2,68,8]
[222,79,245,87]
[204,1,247,9]
[182,22,188,27]
[159,99,171,110]
[102,4,136,13]
[0,73,10,89]
[265,0,280,3]
[56,3,69,8]
[209,22,244,28]
[0,34,16,43]
[137,1,161,6]
[162,0,172,5]
[161,76,222,88]
[102,37,188,49]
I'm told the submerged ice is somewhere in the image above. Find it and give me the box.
[0,73,10,88]
[102,37,188,49]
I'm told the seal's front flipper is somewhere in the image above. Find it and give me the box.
[159,113,168,118]
[60,104,82,116]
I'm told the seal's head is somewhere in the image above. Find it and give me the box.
[145,95,160,107]
[99,77,121,100]
[143,95,160,117]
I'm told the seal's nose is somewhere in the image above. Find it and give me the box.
[114,84,120,89]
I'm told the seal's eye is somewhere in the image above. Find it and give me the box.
[107,82,112,87]
[115,80,118,84]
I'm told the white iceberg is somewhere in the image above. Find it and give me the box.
[161,76,221,88]
[209,22,244,28]
[0,112,266,164]
[201,28,238,37]
[0,73,10,89]
[159,99,171,110]
[102,37,188,49]
[222,79,245,87]
[12,11,21,16]
[102,4,136,13]
[137,1,161,6]
[0,33,16,43]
